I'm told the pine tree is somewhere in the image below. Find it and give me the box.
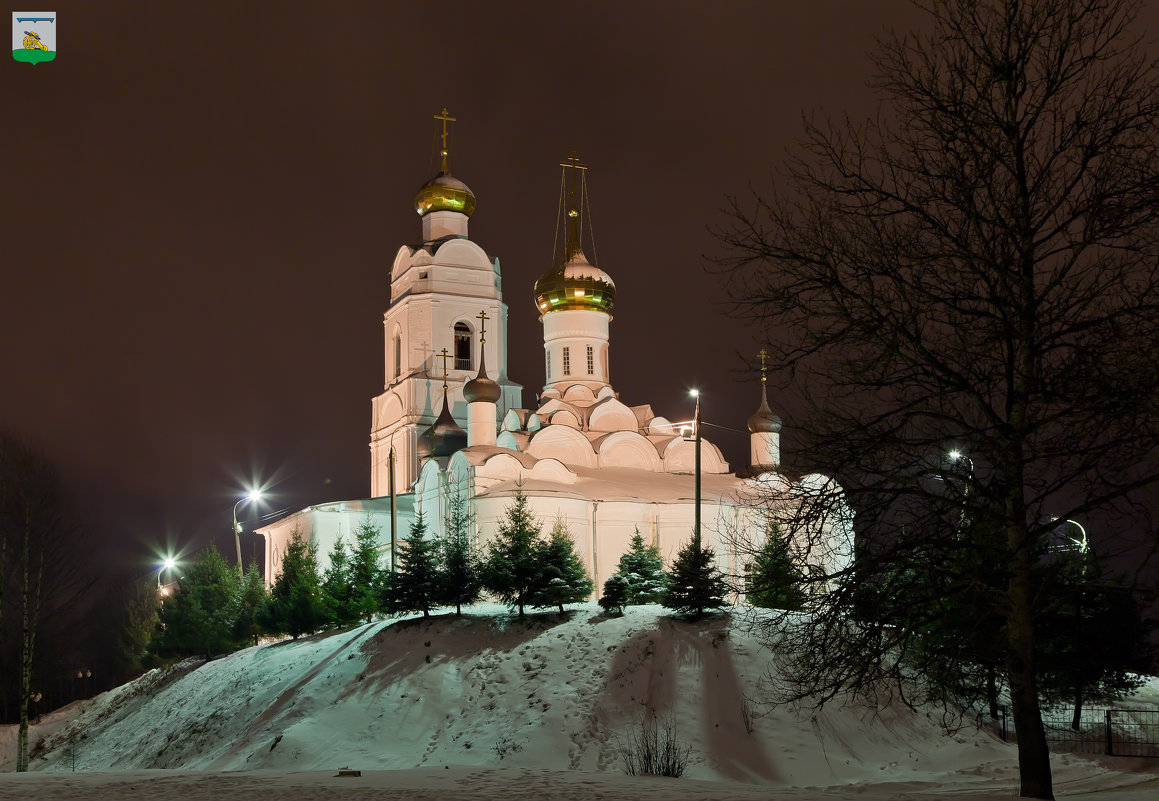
[153,545,241,659]
[388,512,442,618]
[530,519,594,614]
[482,490,542,618]
[234,560,267,646]
[747,523,806,611]
[439,492,481,615]
[599,574,630,616]
[663,536,727,618]
[262,528,322,639]
[614,529,668,604]
[349,517,382,623]
[320,536,357,626]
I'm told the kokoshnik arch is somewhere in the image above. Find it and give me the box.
[257,111,853,594]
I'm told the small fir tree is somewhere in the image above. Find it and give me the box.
[614,529,668,604]
[747,523,806,611]
[152,545,241,659]
[599,574,630,616]
[482,490,542,618]
[530,519,594,614]
[349,517,382,623]
[388,512,442,618]
[320,536,358,626]
[262,528,322,639]
[663,536,728,618]
[234,560,267,646]
[439,492,482,615]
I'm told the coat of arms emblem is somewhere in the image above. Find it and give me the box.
[12,11,55,64]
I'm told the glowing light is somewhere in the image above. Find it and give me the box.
[948,449,962,461]
[689,389,699,397]
[163,557,175,571]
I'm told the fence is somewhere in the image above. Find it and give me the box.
[990,707,1159,757]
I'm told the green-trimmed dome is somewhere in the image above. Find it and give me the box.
[414,172,476,218]
[534,251,616,315]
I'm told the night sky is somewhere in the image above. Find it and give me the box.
[6,2,1155,576]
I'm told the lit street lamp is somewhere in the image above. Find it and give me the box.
[157,557,176,591]
[233,490,262,573]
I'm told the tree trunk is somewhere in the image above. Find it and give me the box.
[1007,516,1053,799]
[987,666,999,719]
[1071,675,1084,732]
[18,528,43,772]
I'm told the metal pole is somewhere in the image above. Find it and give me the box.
[389,447,398,574]
[694,392,701,551]
[232,498,244,574]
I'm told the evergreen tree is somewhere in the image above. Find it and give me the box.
[388,512,441,617]
[234,560,267,646]
[747,523,806,611]
[482,490,542,618]
[439,492,481,615]
[662,536,727,618]
[320,536,358,626]
[153,545,241,659]
[349,517,382,623]
[530,519,594,614]
[599,574,630,616]
[614,529,667,604]
[262,528,322,639]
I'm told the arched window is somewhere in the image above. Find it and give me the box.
[393,334,402,379]
[454,322,473,370]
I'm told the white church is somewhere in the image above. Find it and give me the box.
[257,112,853,595]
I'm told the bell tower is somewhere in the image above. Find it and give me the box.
[369,110,521,496]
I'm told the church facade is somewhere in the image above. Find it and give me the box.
[257,116,853,595]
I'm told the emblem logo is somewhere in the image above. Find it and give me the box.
[12,11,55,64]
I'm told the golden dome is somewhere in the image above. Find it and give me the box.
[414,172,476,218]
[534,251,616,315]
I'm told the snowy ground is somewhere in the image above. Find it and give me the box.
[1,603,1157,800]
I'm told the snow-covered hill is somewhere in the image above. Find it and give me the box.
[3,604,1157,801]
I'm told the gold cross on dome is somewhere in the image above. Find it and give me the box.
[434,108,456,171]
[476,309,489,346]
[758,348,769,385]
[559,152,588,172]
[437,348,451,390]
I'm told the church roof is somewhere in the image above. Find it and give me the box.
[417,391,467,458]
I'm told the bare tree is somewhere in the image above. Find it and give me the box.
[718,2,1159,798]
[0,433,87,771]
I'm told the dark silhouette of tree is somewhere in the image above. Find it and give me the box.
[439,493,481,615]
[662,537,727,618]
[0,433,92,770]
[349,518,382,623]
[530,520,593,614]
[152,546,241,660]
[611,529,667,605]
[599,574,630,616]
[261,529,321,639]
[388,512,441,618]
[747,522,806,611]
[482,491,542,618]
[718,2,1159,795]
[234,561,267,646]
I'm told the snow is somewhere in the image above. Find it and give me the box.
[1,604,1157,800]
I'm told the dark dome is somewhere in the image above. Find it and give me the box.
[417,395,467,458]
[747,390,782,434]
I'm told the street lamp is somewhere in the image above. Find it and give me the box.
[157,557,176,590]
[233,489,262,573]
[690,389,701,550]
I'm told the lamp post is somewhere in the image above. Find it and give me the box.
[691,389,701,551]
[233,490,262,573]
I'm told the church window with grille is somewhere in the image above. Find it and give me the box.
[563,346,571,376]
[393,334,402,379]
[586,345,594,375]
[454,322,472,370]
